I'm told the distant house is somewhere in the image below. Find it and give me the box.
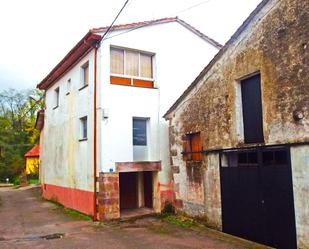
[25,145,40,176]
[164,0,309,248]
[36,17,221,220]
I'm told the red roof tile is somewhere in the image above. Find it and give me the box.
[25,145,40,157]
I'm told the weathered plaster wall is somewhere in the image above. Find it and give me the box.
[168,0,309,242]
[291,145,309,249]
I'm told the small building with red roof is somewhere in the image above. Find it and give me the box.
[25,145,40,175]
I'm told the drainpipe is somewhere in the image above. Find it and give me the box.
[93,45,98,221]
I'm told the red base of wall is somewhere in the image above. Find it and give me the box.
[42,183,94,216]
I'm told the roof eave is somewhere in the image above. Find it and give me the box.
[37,32,101,90]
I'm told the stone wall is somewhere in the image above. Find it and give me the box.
[167,0,309,246]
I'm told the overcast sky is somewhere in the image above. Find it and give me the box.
[0,0,261,91]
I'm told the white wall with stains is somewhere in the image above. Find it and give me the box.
[41,51,95,192]
[41,20,219,193]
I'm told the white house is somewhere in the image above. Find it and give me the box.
[36,17,221,220]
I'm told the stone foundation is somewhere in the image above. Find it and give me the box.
[97,172,120,220]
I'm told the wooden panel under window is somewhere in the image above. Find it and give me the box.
[140,53,152,78]
[110,48,124,75]
[133,79,154,88]
[125,50,139,77]
[110,76,131,86]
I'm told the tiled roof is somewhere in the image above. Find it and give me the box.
[91,17,222,49]
[37,17,221,90]
[25,145,40,157]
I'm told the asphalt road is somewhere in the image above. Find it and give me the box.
[0,186,269,249]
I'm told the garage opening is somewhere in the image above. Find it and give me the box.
[119,171,154,218]
[220,146,297,249]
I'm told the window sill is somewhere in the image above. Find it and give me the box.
[79,84,88,91]
[79,138,88,142]
[53,105,59,110]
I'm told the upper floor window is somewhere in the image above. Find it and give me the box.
[79,116,87,140]
[81,61,89,88]
[240,73,264,143]
[110,47,154,88]
[182,132,202,161]
[54,87,59,109]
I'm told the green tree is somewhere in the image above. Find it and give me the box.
[0,88,44,182]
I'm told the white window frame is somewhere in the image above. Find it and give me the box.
[110,46,154,83]
[80,61,89,89]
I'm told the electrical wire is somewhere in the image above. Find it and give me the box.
[174,0,214,15]
[99,0,130,43]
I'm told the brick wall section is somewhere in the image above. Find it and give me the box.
[97,172,120,220]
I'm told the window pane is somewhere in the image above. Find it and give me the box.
[133,119,147,146]
[125,50,139,77]
[80,117,87,139]
[140,53,152,78]
[110,48,124,74]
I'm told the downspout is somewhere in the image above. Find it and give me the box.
[93,45,98,221]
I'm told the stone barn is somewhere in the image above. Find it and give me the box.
[164,0,309,248]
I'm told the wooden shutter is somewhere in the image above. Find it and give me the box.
[110,48,124,74]
[140,53,152,78]
[125,50,139,77]
[191,133,202,161]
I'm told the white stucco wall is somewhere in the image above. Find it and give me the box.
[41,52,95,192]
[41,20,219,192]
[96,21,219,183]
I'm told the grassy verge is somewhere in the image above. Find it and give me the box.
[28,179,39,185]
[47,199,92,221]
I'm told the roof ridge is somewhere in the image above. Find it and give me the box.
[91,17,178,32]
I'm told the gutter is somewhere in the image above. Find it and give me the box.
[93,45,98,221]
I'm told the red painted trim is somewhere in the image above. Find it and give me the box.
[42,184,94,216]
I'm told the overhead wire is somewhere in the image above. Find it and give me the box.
[101,0,214,41]
[98,0,130,43]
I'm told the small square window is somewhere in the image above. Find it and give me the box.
[81,62,89,87]
[80,116,87,140]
